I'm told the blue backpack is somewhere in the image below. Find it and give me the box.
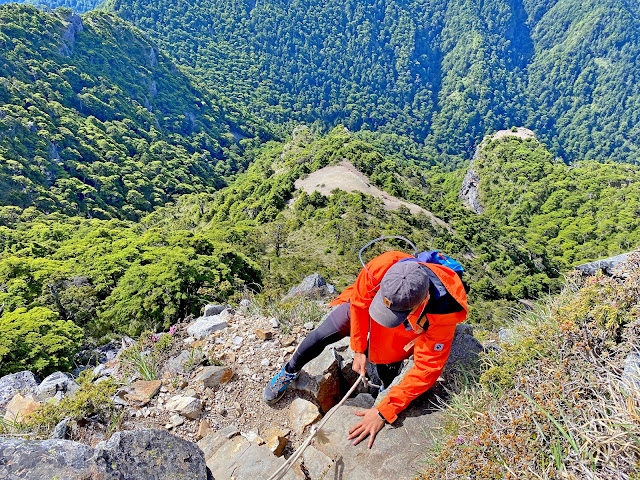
[397,250,464,279]
[358,236,464,279]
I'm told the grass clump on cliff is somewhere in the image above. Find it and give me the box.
[423,252,640,479]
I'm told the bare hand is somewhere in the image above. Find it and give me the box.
[347,408,385,448]
[352,352,367,376]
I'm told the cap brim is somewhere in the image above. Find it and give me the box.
[369,291,411,328]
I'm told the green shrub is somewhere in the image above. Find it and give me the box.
[0,307,83,376]
[27,376,119,435]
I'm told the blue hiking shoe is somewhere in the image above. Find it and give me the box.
[263,363,300,405]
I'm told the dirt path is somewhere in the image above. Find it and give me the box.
[294,160,452,231]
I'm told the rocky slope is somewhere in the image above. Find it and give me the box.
[0,274,482,479]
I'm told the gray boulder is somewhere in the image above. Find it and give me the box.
[37,372,79,400]
[0,429,208,480]
[0,437,97,480]
[575,252,632,276]
[163,350,193,376]
[0,371,38,412]
[443,323,484,379]
[50,417,72,440]
[283,273,337,301]
[187,315,228,339]
[94,429,208,479]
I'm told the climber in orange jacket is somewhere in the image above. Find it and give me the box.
[264,250,468,448]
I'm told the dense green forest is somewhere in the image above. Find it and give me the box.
[5,124,640,376]
[473,136,640,265]
[0,2,639,377]
[106,0,640,165]
[0,0,101,12]
[0,5,268,220]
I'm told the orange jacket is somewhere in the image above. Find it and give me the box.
[329,250,468,423]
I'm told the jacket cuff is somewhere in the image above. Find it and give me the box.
[376,404,396,424]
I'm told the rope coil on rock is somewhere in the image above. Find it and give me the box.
[266,373,367,480]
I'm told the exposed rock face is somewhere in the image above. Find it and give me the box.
[289,398,321,435]
[443,323,484,379]
[283,273,337,301]
[293,347,341,413]
[0,429,207,480]
[198,426,303,480]
[316,394,445,480]
[0,371,38,412]
[575,252,632,276]
[58,12,83,57]
[460,127,536,214]
[459,150,484,214]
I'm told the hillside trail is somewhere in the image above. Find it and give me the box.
[294,159,453,233]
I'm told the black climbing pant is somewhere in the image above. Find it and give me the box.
[286,302,403,390]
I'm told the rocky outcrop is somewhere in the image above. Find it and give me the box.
[283,273,337,301]
[198,426,303,480]
[315,393,445,480]
[37,371,79,400]
[459,148,484,214]
[460,127,536,214]
[575,252,633,276]
[58,12,83,57]
[0,429,208,480]
[293,347,341,413]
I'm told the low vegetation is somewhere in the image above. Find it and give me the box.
[423,252,640,479]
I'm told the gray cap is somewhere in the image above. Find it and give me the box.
[369,262,430,328]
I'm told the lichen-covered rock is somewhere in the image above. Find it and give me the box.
[94,429,208,479]
[0,371,38,412]
[0,437,97,480]
[1,429,208,479]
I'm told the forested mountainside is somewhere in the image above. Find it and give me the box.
[0,0,101,12]
[106,0,640,165]
[471,136,640,264]
[3,126,640,376]
[0,5,268,220]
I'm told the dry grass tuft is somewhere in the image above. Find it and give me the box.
[422,252,640,479]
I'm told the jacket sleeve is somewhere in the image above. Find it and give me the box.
[376,323,457,423]
[348,266,379,353]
